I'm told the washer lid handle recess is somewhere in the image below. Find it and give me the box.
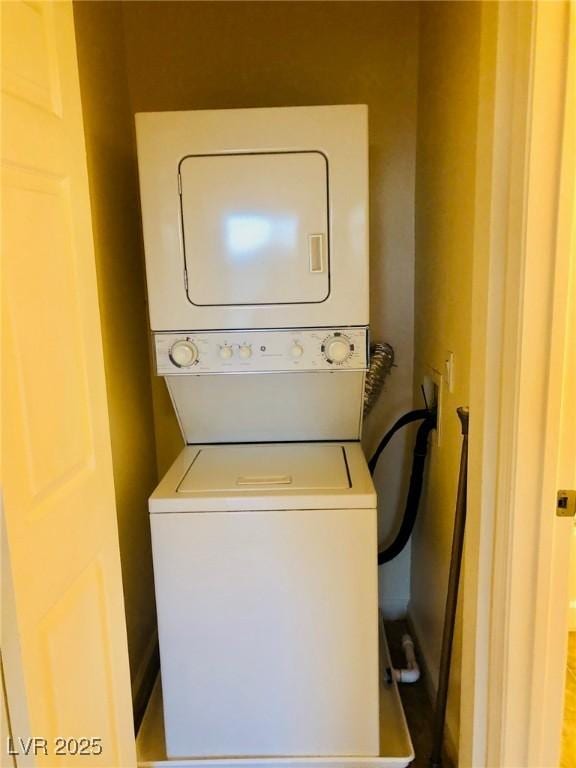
[236,475,293,487]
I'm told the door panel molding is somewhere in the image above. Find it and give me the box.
[1,2,136,765]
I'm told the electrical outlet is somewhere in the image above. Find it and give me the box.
[423,367,443,447]
[557,490,576,517]
[445,352,454,393]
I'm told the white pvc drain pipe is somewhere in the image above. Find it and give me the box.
[392,634,420,684]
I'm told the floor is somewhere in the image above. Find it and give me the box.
[561,632,576,768]
[386,624,576,768]
[385,621,453,768]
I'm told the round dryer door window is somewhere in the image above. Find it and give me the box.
[178,151,330,307]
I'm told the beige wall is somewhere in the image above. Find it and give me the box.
[73,1,158,697]
[411,1,482,754]
[120,0,419,612]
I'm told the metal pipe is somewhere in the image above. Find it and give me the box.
[363,342,395,417]
[429,406,469,768]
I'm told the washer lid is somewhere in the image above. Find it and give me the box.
[177,444,350,494]
[149,442,376,512]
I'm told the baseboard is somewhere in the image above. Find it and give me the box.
[406,611,458,766]
[132,630,160,734]
[379,598,408,620]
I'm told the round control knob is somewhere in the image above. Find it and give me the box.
[238,345,252,360]
[169,339,198,368]
[291,343,304,359]
[219,345,233,360]
[325,336,352,364]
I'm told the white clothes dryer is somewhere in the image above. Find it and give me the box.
[149,442,379,759]
[135,105,369,332]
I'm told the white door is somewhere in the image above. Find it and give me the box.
[1,2,135,766]
[462,2,576,765]
[569,528,576,632]
[180,151,330,306]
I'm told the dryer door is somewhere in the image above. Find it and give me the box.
[179,151,329,306]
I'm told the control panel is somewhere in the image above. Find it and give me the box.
[154,328,368,375]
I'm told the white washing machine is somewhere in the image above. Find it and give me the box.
[150,443,379,758]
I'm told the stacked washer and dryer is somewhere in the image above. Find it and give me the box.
[135,105,413,767]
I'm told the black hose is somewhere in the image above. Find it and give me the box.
[369,407,437,565]
[368,408,432,474]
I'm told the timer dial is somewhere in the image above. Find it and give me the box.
[169,339,198,367]
[323,334,353,364]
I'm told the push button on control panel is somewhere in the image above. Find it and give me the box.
[238,345,252,360]
[219,345,233,360]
